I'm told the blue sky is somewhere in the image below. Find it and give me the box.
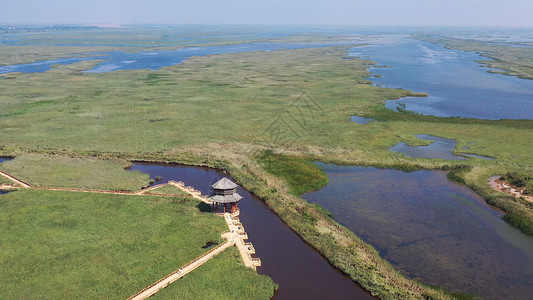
[2,0,532,27]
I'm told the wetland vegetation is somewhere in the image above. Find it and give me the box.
[1,26,533,299]
[0,189,276,299]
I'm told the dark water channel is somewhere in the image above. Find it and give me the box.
[303,163,533,300]
[129,162,373,300]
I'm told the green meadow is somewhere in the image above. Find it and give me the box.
[0,189,272,299]
[153,247,277,300]
[1,29,532,299]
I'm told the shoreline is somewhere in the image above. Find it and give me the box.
[488,175,533,202]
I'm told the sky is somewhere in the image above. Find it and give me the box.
[1,0,533,28]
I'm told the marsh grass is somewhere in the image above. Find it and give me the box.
[145,184,189,195]
[0,189,232,299]
[256,150,328,195]
[1,36,533,298]
[0,154,150,190]
[153,247,277,300]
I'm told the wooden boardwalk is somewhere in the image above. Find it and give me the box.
[0,170,31,188]
[223,213,261,270]
[0,169,261,298]
[128,239,235,300]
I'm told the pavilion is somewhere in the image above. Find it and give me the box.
[209,177,243,213]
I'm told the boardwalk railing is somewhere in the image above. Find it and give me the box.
[127,240,233,300]
[0,170,31,187]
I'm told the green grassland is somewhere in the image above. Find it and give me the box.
[0,189,272,299]
[257,150,329,195]
[413,35,533,80]
[0,26,342,66]
[146,184,190,195]
[0,154,150,190]
[153,247,277,300]
[1,37,532,299]
[0,177,13,185]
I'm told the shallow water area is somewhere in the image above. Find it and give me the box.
[129,162,373,300]
[0,41,355,75]
[303,163,533,299]
[0,158,13,164]
[350,36,533,120]
[351,116,375,124]
[389,134,466,160]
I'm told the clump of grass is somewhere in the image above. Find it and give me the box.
[256,150,328,195]
[504,212,533,236]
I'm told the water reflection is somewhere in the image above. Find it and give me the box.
[351,37,533,120]
[129,162,373,300]
[303,163,533,299]
[389,134,466,160]
[0,42,353,75]
[350,116,375,124]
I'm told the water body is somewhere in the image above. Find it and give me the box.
[390,134,466,160]
[350,116,375,124]
[0,157,13,164]
[350,37,533,120]
[390,134,494,160]
[129,162,373,300]
[303,163,533,299]
[0,42,352,75]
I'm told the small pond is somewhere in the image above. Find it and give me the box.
[0,157,13,164]
[390,134,466,160]
[303,163,533,299]
[390,134,494,160]
[350,116,375,124]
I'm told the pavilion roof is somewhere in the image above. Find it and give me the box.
[209,193,243,203]
[211,177,238,190]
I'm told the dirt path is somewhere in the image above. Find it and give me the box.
[489,175,533,202]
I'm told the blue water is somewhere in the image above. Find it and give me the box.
[389,134,466,160]
[350,116,375,124]
[0,42,351,74]
[350,37,533,120]
[303,163,533,299]
[0,158,13,164]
